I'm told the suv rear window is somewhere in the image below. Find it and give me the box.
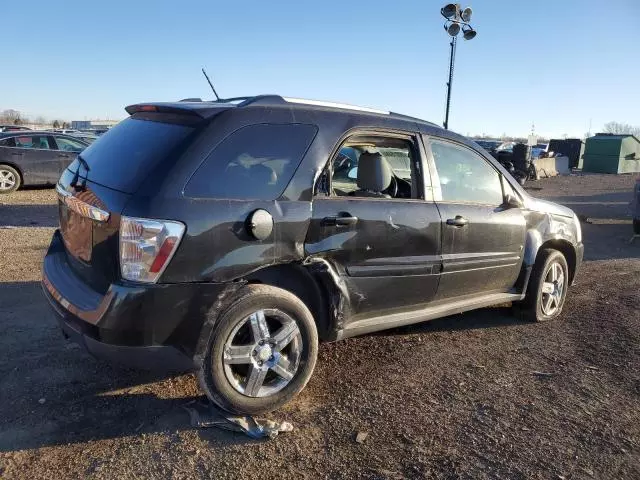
[185,123,317,200]
[76,114,195,193]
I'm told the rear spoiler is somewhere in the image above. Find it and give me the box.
[125,102,234,119]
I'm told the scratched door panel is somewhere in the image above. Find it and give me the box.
[305,197,442,318]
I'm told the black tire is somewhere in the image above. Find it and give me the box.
[634,219,640,235]
[517,248,569,322]
[197,284,318,415]
[0,164,21,194]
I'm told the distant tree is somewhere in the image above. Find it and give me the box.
[34,116,46,125]
[62,121,69,128]
[52,120,60,128]
[1,109,21,124]
[603,121,640,137]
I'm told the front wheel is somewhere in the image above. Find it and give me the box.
[517,248,569,322]
[0,165,21,194]
[197,284,318,415]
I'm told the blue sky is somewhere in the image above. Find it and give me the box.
[1,0,638,138]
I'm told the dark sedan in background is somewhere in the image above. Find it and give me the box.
[0,132,89,193]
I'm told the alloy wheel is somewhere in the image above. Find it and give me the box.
[222,309,303,398]
[540,262,565,316]
[0,170,16,191]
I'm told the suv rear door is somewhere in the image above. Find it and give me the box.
[305,130,442,320]
[425,136,526,299]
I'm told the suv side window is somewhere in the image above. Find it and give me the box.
[185,123,318,200]
[430,140,503,205]
[0,137,16,147]
[327,135,419,200]
[14,135,51,150]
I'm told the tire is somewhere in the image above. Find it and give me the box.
[634,219,640,235]
[517,248,569,322]
[197,284,318,415]
[0,165,21,194]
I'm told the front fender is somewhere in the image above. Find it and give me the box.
[523,211,579,266]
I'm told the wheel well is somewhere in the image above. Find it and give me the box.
[0,162,24,184]
[539,239,577,283]
[243,264,331,340]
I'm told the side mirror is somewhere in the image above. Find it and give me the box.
[503,193,523,209]
[347,167,358,180]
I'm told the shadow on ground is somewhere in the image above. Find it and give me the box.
[0,204,58,227]
[0,282,271,452]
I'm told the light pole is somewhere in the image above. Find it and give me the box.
[441,4,477,130]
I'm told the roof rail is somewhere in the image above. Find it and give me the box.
[235,95,389,115]
[283,97,388,114]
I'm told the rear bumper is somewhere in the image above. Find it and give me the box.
[51,302,195,371]
[42,230,230,372]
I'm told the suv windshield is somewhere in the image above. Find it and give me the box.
[75,114,195,193]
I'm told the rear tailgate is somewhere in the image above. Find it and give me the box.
[56,108,217,292]
[57,171,130,293]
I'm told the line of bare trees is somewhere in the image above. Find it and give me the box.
[0,109,70,128]
[602,122,640,138]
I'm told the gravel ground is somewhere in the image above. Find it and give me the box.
[0,175,639,479]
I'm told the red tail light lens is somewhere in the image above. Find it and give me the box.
[119,216,185,283]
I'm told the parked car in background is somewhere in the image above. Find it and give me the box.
[0,125,32,132]
[72,133,99,144]
[474,139,501,152]
[531,144,548,159]
[42,95,583,414]
[496,141,516,153]
[53,129,80,135]
[0,132,89,193]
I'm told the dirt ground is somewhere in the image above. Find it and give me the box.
[0,174,638,479]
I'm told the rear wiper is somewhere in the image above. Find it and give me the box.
[71,154,90,190]
[77,154,90,172]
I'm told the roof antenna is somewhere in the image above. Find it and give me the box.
[202,68,220,101]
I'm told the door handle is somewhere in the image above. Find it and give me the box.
[446,215,469,227]
[323,213,358,227]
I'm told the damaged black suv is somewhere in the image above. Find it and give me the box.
[43,96,584,414]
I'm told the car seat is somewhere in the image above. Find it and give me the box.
[351,151,393,198]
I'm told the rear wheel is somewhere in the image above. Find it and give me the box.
[197,284,318,414]
[517,248,569,322]
[0,165,20,193]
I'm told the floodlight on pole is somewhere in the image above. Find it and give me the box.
[446,22,461,36]
[462,24,476,40]
[441,4,477,130]
[441,3,459,19]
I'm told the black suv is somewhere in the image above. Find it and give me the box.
[42,96,583,414]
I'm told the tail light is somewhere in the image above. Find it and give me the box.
[119,216,185,283]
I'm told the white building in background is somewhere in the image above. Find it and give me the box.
[71,119,120,130]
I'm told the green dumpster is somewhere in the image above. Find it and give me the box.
[582,134,640,174]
